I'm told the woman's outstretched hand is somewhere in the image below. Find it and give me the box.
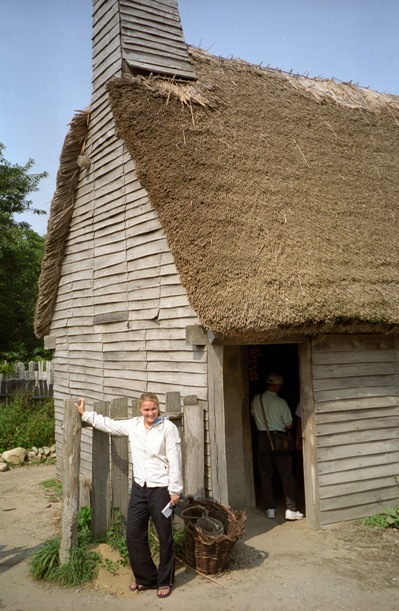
[74,397,86,415]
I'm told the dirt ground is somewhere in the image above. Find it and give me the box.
[0,464,398,611]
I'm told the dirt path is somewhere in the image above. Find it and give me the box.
[0,464,398,611]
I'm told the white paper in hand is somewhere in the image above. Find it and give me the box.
[162,502,173,518]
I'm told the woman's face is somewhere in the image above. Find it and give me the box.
[140,400,160,428]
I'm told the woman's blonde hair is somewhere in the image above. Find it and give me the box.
[138,392,160,414]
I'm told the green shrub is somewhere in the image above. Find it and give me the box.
[0,391,54,452]
[0,359,16,377]
[361,507,399,529]
[0,351,53,370]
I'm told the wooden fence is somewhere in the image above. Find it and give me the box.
[0,360,53,399]
[60,391,204,560]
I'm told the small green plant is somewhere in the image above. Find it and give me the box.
[78,506,93,545]
[101,558,120,574]
[361,506,399,529]
[105,507,129,565]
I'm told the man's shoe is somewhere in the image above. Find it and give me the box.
[266,508,276,519]
[285,509,304,520]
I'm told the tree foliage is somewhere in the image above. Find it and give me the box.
[0,144,48,358]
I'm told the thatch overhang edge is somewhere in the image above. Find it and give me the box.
[34,109,90,339]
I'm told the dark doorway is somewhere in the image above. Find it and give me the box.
[248,344,304,513]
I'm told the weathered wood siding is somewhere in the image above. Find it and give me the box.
[120,0,196,79]
[51,0,205,480]
[52,125,208,477]
[312,335,399,525]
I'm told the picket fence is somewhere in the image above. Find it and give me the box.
[59,392,205,560]
[0,360,53,399]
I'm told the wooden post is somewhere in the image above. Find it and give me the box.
[299,340,321,530]
[110,398,129,530]
[182,396,204,498]
[132,398,141,417]
[91,401,111,538]
[207,344,228,504]
[59,400,82,565]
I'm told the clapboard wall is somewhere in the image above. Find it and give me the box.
[51,0,207,481]
[312,335,399,525]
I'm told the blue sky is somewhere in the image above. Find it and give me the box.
[1,0,398,235]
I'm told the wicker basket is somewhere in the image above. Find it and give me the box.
[182,496,247,575]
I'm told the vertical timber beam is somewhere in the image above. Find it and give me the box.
[92,401,111,538]
[299,341,321,529]
[59,400,82,564]
[183,395,204,498]
[207,343,228,504]
[110,398,129,530]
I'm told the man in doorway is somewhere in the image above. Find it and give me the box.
[251,373,304,521]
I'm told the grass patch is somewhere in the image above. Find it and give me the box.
[30,505,187,586]
[30,536,100,586]
[361,507,399,529]
[41,479,62,502]
[30,507,99,586]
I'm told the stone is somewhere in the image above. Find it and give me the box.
[0,462,9,472]
[2,447,27,465]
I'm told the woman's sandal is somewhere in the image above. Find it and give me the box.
[129,583,153,592]
[157,585,172,598]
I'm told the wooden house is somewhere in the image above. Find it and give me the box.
[35,0,399,529]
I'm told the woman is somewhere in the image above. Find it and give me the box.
[74,392,182,599]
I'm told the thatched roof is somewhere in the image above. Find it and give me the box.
[35,109,89,339]
[36,47,399,341]
[106,48,399,341]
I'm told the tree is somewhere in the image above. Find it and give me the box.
[0,144,48,358]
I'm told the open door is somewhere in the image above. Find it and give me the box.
[248,343,305,515]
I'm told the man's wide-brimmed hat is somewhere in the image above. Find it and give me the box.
[266,373,283,385]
